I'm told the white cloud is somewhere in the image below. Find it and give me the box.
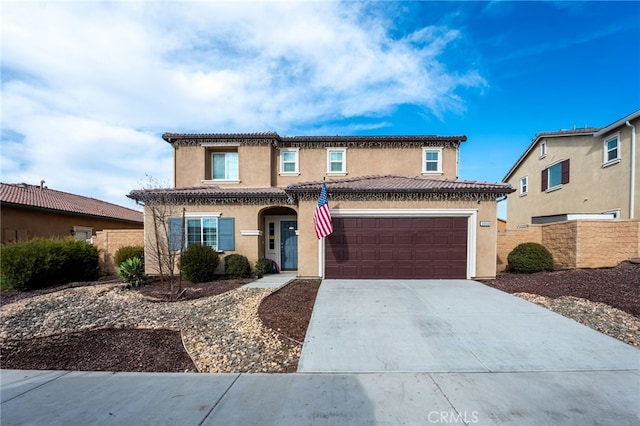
[1,1,485,207]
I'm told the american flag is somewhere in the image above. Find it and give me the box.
[314,181,333,239]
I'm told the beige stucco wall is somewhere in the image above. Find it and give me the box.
[496,220,640,271]
[174,144,459,189]
[141,203,296,275]
[277,146,459,187]
[95,229,144,274]
[142,199,499,279]
[506,117,640,228]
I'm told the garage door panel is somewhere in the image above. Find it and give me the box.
[325,216,468,279]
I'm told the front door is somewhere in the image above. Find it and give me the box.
[280,220,298,270]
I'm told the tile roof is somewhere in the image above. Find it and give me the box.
[127,186,288,203]
[161,132,467,146]
[128,176,514,204]
[287,175,514,194]
[1,183,143,223]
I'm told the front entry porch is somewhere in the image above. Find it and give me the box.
[262,207,298,272]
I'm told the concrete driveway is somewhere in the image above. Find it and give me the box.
[298,279,640,373]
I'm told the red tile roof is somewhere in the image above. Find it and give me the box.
[1,183,143,223]
[128,175,514,204]
[287,175,514,194]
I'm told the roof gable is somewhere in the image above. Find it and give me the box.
[1,183,143,223]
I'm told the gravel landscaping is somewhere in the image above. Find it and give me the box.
[1,262,638,372]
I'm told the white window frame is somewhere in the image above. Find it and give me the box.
[539,141,547,158]
[279,148,300,176]
[519,176,528,196]
[602,133,621,167]
[546,161,563,191]
[422,147,443,175]
[185,214,220,249]
[211,151,239,182]
[326,148,347,176]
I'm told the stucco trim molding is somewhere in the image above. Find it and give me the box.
[240,230,263,236]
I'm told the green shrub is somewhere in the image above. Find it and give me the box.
[507,242,554,273]
[254,258,273,277]
[224,254,251,278]
[114,245,144,267]
[180,244,219,283]
[0,238,99,290]
[117,257,147,288]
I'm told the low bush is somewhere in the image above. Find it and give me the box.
[254,257,273,277]
[507,242,554,273]
[225,254,251,278]
[114,245,144,267]
[0,238,99,290]
[180,244,219,283]
[117,257,147,288]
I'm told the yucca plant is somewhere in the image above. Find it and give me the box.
[117,257,147,288]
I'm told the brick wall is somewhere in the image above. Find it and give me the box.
[497,220,640,272]
[95,229,144,274]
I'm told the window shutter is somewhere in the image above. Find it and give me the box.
[541,168,548,191]
[218,217,235,251]
[168,217,182,251]
[561,159,570,184]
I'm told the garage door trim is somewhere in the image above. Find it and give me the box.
[319,209,477,279]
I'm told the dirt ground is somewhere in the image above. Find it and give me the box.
[1,263,637,372]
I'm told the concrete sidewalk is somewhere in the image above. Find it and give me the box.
[2,369,638,425]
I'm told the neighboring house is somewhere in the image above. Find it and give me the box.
[503,110,640,228]
[128,133,514,280]
[1,182,143,243]
[497,218,507,232]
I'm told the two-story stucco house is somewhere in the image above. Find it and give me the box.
[503,110,639,229]
[128,133,514,280]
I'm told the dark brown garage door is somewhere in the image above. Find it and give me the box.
[325,217,468,279]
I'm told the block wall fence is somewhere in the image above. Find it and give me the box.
[497,220,640,272]
[95,229,144,274]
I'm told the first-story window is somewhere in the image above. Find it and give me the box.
[422,147,443,174]
[519,176,528,195]
[169,215,235,252]
[187,217,218,248]
[212,152,239,180]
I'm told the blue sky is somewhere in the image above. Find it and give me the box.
[2,1,639,219]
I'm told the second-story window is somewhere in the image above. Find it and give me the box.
[212,152,238,181]
[422,147,443,174]
[519,176,528,195]
[280,148,299,175]
[542,159,569,191]
[603,134,620,166]
[327,148,346,175]
[540,141,547,158]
